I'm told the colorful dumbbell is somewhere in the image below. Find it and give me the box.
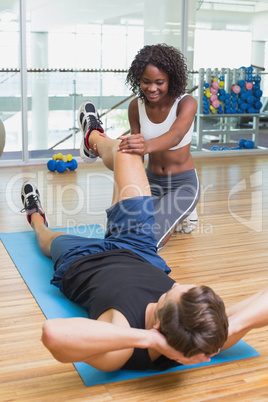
[47,158,78,173]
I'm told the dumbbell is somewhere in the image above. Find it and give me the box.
[52,153,72,163]
[238,139,254,149]
[47,158,78,173]
[56,159,78,173]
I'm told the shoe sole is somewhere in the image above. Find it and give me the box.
[77,101,96,133]
[21,181,49,227]
[78,101,99,163]
[79,140,97,163]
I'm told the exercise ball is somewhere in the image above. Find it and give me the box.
[0,119,6,157]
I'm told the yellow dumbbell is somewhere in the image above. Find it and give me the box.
[52,153,72,162]
[52,153,62,160]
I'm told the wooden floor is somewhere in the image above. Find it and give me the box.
[1,154,268,401]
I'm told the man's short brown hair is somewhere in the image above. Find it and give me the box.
[157,285,229,357]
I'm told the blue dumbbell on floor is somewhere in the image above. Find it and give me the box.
[47,158,78,173]
[238,139,254,149]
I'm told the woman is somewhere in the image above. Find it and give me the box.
[118,43,199,248]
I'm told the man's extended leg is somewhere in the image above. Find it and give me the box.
[21,182,65,257]
[31,214,64,257]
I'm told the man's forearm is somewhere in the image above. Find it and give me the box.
[42,317,157,363]
[222,287,268,350]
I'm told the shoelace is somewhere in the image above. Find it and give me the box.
[86,113,102,128]
[96,112,103,126]
[20,194,39,213]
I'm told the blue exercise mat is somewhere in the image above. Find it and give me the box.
[0,226,260,386]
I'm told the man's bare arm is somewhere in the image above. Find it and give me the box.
[42,317,210,371]
[222,287,268,350]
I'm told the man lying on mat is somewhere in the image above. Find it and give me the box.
[20,101,268,372]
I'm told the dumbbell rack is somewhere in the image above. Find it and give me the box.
[195,68,260,151]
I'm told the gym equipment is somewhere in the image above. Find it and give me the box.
[47,157,78,173]
[56,159,78,173]
[232,85,240,94]
[212,100,220,108]
[211,80,220,90]
[197,67,262,150]
[238,139,254,149]
[238,138,247,148]
[244,140,254,149]
[210,87,218,95]
[202,66,262,115]
[211,146,220,151]
[52,153,72,163]
[211,138,255,152]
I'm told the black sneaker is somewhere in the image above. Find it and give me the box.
[21,181,48,226]
[77,101,104,163]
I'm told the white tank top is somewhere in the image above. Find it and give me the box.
[137,94,193,150]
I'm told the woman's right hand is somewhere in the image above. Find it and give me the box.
[117,134,148,156]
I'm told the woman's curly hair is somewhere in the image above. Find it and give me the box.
[126,43,188,102]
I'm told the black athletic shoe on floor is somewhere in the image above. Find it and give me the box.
[21,181,48,226]
[77,101,104,163]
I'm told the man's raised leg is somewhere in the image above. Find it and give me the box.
[87,130,151,205]
[78,100,151,205]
